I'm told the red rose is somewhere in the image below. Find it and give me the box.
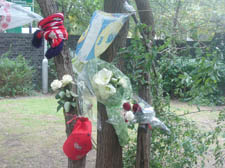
[132,104,141,113]
[123,102,131,111]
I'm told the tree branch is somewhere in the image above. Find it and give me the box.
[178,109,222,117]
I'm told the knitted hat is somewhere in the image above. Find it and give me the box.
[63,117,92,160]
[32,13,68,59]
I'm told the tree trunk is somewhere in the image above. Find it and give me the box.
[134,0,155,168]
[95,0,129,168]
[173,0,181,37]
[36,0,86,167]
[135,0,155,39]
[135,73,152,168]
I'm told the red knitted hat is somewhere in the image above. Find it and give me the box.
[32,13,68,59]
[63,117,92,160]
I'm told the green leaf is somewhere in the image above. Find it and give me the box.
[66,89,71,98]
[58,91,65,98]
[71,102,76,108]
[58,100,65,105]
[70,91,78,98]
[57,104,63,112]
[55,93,60,99]
[64,101,71,113]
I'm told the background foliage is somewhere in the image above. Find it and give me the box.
[0,51,35,97]
[32,0,225,167]
[122,33,225,168]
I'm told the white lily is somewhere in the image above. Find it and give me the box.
[93,68,113,86]
[98,84,116,100]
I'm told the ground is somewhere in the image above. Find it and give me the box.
[0,95,96,168]
[0,95,224,168]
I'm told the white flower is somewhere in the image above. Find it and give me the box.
[62,74,74,86]
[118,77,128,88]
[51,79,62,91]
[98,84,116,100]
[93,68,113,86]
[125,111,135,121]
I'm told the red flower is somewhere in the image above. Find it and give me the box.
[132,104,141,113]
[123,102,131,111]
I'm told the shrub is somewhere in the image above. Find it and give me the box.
[0,51,35,96]
[123,108,225,168]
[121,35,225,167]
[122,37,225,105]
[159,55,225,105]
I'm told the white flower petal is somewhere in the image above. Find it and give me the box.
[98,84,116,100]
[51,80,62,91]
[93,68,113,86]
[125,111,135,121]
[118,77,128,88]
[62,74,74,86]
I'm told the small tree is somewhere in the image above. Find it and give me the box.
[95,0,129,168]
[132,0,156,168]
[36,0,85,168]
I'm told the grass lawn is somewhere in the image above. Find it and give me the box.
[0,95,65,167]
[170,100,224,130]
[0,95,96,168]
[0,94,224,168]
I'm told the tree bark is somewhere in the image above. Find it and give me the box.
[95,0,129,168]
[173,0,182,37]
[135,0,155,39]
[36,0,86,167]
[135,74,152,168]
[134,0,155,168]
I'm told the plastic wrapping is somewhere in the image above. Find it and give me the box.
[0,0,42,31]
[72,11,131,63]
[80,58,133,146]
[85,59,133,106]
[123,1,136,13]
[132,95,170,134]
[75,58,170,146]
[71,10,170,147]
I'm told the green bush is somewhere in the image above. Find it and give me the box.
[123,108,225,168]
[121,34,224,167]
[0,51,35,96]
[159,55,225,105]
[122,37,225,105]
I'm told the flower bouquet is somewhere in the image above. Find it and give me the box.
[121,96,170,134]
[80,58,133,146]
[77,58,170,146]
[51,74,78,113]
[85,59,133,106]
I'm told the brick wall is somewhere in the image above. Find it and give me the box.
[0,33,44,89]
[0,33,80,90]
